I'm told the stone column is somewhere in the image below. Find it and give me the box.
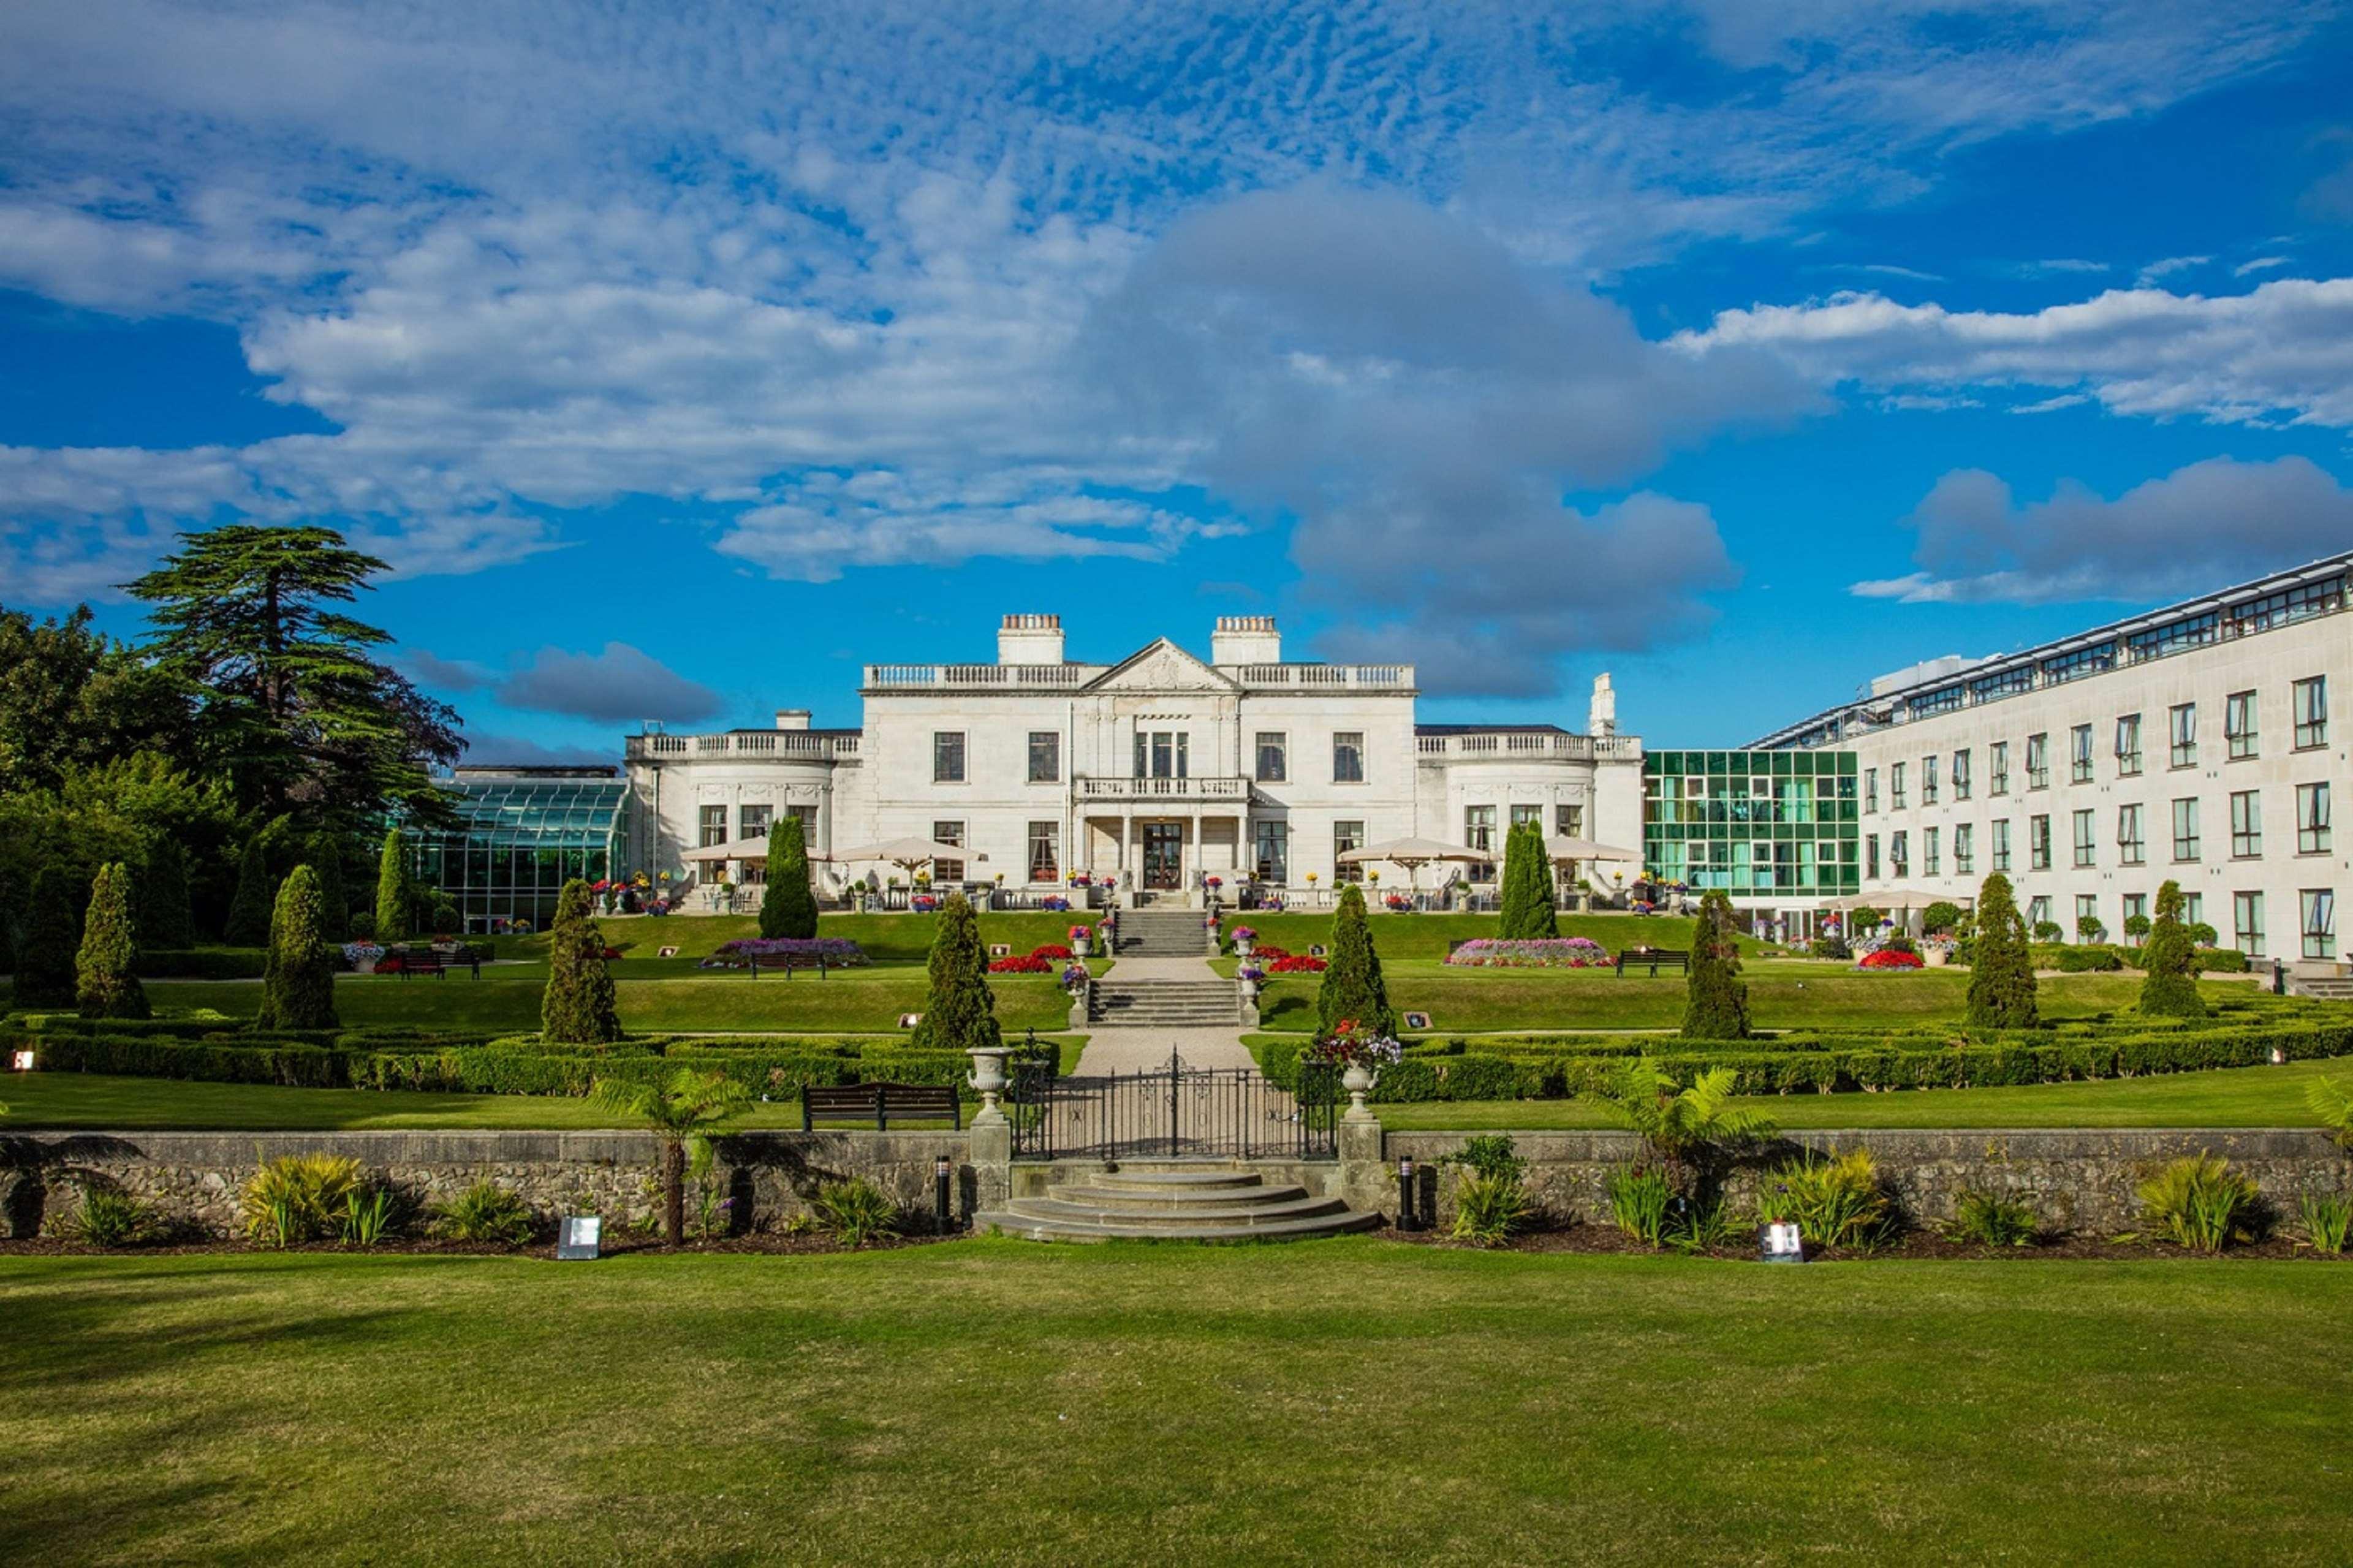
[968,1121,1011,1216]
[1337,1116,1388,1219]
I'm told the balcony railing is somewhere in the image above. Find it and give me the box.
[1414,732,1639,761]
[1232,664,1412,690]
[1075,775,1252,801]
[862,663,1097,690]
[626,732,858,760]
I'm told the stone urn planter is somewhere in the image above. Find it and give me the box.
[1341,1061,1378,1123]
[967,1047,1011,1124]
[1925,948,1950,968]
[1233,935,1254,958]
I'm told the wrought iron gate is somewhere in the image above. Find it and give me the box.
[1007,1045,1338,1161]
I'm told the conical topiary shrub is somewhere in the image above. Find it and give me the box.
[76,861,150,1020]
[256,865,339,1031]
[140,836,196,952]
[912,892,1001,1053]
[224,832,275,948]
[1316,883,1397,1037]
[374,828,412,945]
[2139,879,2207,1020]
[305,833,350,944]
[1965,871,2038,1029]
[1498,819,1559,941]
[759,812,819,940]
[542,877,622,1045]
[1680,890,1750,1040]
[15,864,84,1009]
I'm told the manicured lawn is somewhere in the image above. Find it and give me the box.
[515,910,1107,963]
[2,1244,2347,1565]
[1368,1054,2353,1131]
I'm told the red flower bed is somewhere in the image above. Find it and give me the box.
[1251,944,1293,962]
[988,954,1054,974]
[1268,953,1327,973]
[1858,948,1924,970]
[1029,944,1073,960]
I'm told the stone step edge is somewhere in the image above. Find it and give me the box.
[974,1209,1382,1244]
[1003,1197,1351,1227]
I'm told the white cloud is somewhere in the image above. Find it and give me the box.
[1852,455,2353,603]
[2234,255,2290,276]
[2135,254,2213,286]
[498,643,722,725]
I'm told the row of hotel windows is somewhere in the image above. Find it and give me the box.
[925,730,1371,784]
[2004,889,2337,961]
[1864,784,2334,877]
[1865,677,2330,811]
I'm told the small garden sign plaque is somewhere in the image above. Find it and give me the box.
[898,1012,923,1029]
[1403,1012,1432,1030]
[1760,1222,1804,1263]
[657,945,679,958]
[558,1216,602,1261]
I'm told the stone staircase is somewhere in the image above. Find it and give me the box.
[977,1165,1380,1243]
[1090,977,1239,1026]
[1113,908,1214,956]
[2294,977,2353,1001]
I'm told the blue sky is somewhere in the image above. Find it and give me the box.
[3,1,2352,760]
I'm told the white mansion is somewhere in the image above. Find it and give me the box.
[623,615,1645,905]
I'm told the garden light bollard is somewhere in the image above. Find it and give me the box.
[967,1046,1011,1126]
[1397,1156,1417,1232]
[934,1156,953,1234]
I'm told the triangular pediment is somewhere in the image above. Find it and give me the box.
[1083,638,1240,695]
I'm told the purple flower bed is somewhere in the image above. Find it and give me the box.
[1443,937,1612,968]
[700,937,870,969]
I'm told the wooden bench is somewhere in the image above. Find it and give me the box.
[1613,947,1689,977]
[801,1081,963,1131]
[386,948,480,979]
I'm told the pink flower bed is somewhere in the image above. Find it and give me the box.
[1444,937,1612,968]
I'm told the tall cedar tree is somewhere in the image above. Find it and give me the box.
[541,878,622,1044]
[911,893,1002,1053]
[1316,883,1398,1037]
[374,828,412,944]
[1965,872,2039,1029]
[224,832,275,947]
[304,833,350,942]
[123,525,463,829]
[255,865,338,1031]
[15,864,85,1008]
[75,862,149,1020]
[1497,819,1559,940]
[2140,879,2208,1019]
[1680,890,1751,1040]
[140,835,196,951]
[758,812,819,939]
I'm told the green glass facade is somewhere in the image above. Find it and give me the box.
[1643,750,1860,898]
[407,775,629,933]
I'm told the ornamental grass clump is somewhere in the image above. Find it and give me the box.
[60,1183,155,1248]
[1444,1135,1532,1246]
[2295,1192,2351,1254]
[241,1153,365,1248]
[1760,1148,1891,1249]
[75,861,148,1021]
[811,1177,901,1248]
[1606,1165,1674,1246]
[2135,1152,2260,1252]
[434,1181,537,1244]
[1943,1189,2039,1248]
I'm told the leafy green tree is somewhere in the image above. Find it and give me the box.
[1680,890,1750,1040]
[75,862,149,1020]
[912,892,1001,1053]
[15,864,83,1009]
[2139,879,2207,1020]
[123,525,463,827]
[1316,883,1397,1037]
[1588,1058,1777,1197]
[1920,901,1963,936]
[140,835,196,952]
[303,833,350,943]
[0,604,195,797]
[591,1068,750,1248]
[1965,873,2039,1029]
[1497,819,1559,941]
[542,878,622,1045]
[255,865,339,1031]
[374,828,412,944]
[758,812,819,939]
[224,831,275,947]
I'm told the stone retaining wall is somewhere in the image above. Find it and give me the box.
[0,1129,970,1240]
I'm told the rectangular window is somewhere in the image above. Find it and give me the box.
[1865,768,1879,812]
[931,820,965,882]
[1890,761,1907,809]
[738,803,773,843]
[2295,676,2328,749]
[2226,690,2259,760]
[2028,896,2051,934]
[2071,809,2096,868]
[2299,782,2332,854]
[1255,732,1287,782]
[1952,749,1972,800]
[1555,803,1585,836]
[2116,803,2145,866]
[1923,826,1940,875]
[1252,820,1289,883]
[1954,822,1976,874]
[2070,724,2094,784]
[2303,889,2336,960]
[1889,830,1909,876]
[2229,790,2262,858]
[1865,833,1881,879]
[2172,798,2201,862]
[1464,806,1496,881]
[2185,891,2203,931]
[2234,890,2265,958]
[2123,893,2148,937]
[1026,731,1061,784]
[2026,733,2049,789]
[2076,894,2099,939]
[1922,756,1939,804]
[698,805,728,849]
[1026,821,1059,883]
[2029,814,2052,871]
[2169,703,2197,768]
[1990,741,2010,796]
[2115,713,2142,776]
[1332,732,1365,784]
[1333,819,1366,882]
[933,731,966,783]
[1991,819,2011,872]
[1511,803,1545,830]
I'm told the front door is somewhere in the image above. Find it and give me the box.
[1142,822,1183,890]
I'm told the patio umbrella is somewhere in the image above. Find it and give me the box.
[1820,889,1962,911]
[1544,835,1643,863]
[1336,836,1487,897]
[821,836,980,879]
[679,833,773,863]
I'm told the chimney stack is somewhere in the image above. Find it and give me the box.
[1211,614,1281,665]
[998,613,1066,665]
[774,709,811,730]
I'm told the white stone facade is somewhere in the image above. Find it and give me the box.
[1756,555,2353,968]
[624,615,1644,904]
